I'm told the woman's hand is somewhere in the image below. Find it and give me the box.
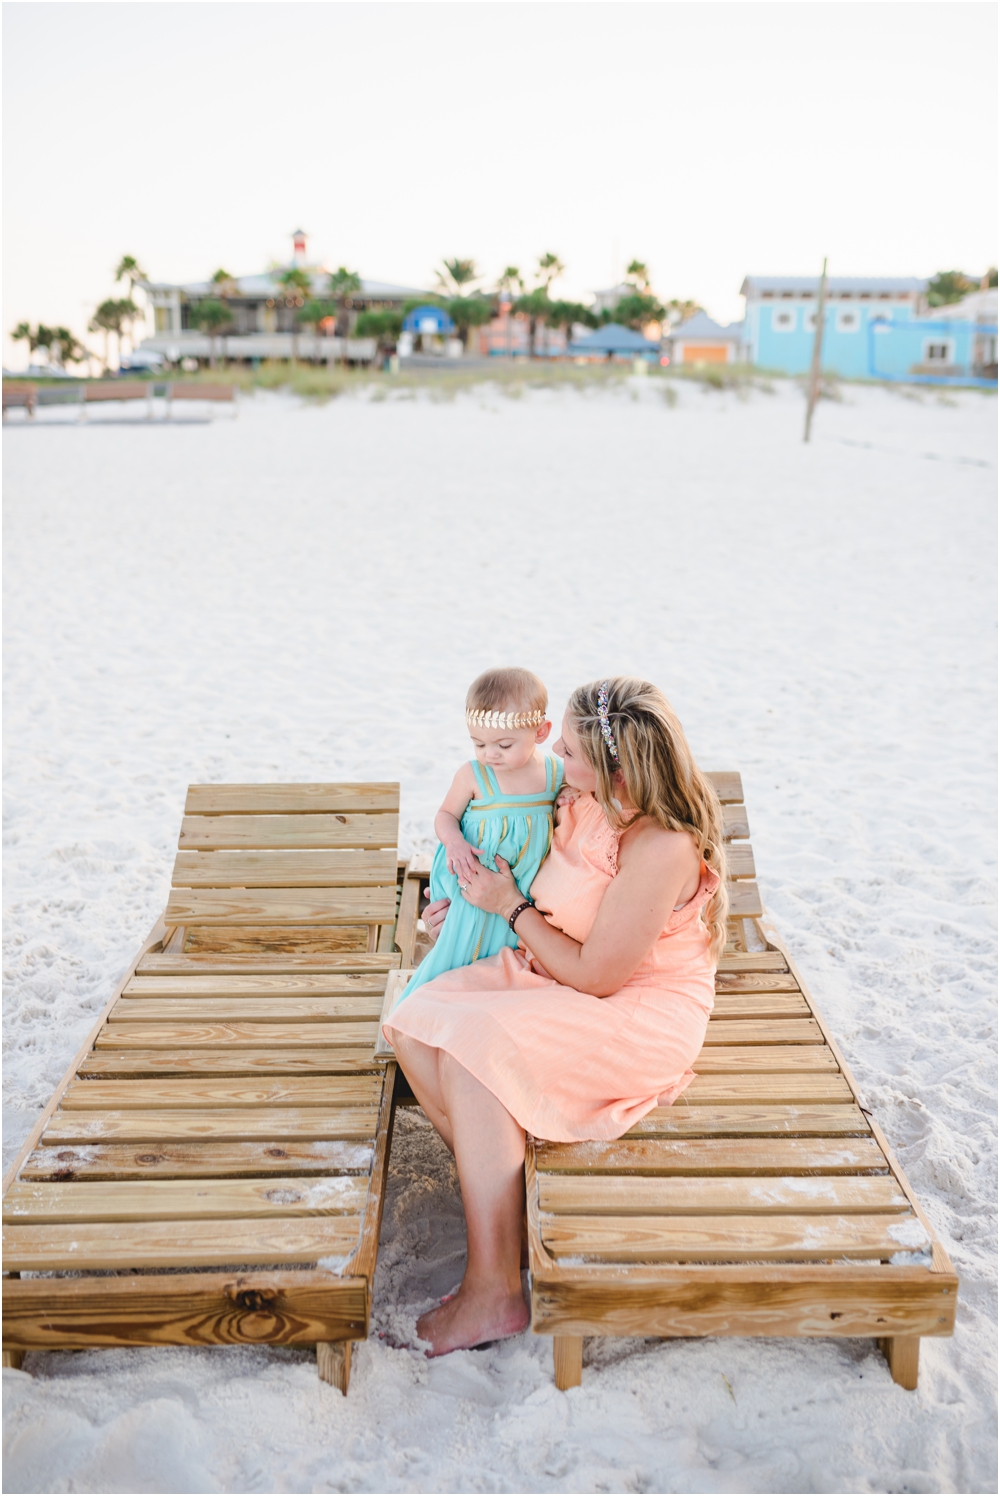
[421,897,451,943]
[460,855,523,920]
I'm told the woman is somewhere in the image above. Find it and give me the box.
[385,677,728,1357]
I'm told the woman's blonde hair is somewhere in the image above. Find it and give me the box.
[567,677,729,963]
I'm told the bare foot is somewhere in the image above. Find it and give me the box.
[416,1282,530,1357]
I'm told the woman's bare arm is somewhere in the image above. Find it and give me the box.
[461,820,700,997]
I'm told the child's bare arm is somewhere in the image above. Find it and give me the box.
[435,764,485,883]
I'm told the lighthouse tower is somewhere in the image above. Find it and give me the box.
[292,228,307,265]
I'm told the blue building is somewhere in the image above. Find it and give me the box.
[741,275,997,384]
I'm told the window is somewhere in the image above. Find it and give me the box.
[924,340,954,363]
[772,308,796,332]
[835,308,860,333]
[803,308,818,332]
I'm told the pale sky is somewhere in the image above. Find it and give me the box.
[3,0,997,368]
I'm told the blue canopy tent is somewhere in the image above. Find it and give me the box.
[402,304,456,335]
[568,323,660,360]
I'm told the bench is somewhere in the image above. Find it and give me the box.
[2,782,415,1393]
[2,385,37,418]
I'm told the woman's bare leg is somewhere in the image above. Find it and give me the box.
[415,1052,529,1355]
[392,1032,455,1152]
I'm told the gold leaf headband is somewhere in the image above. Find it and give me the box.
[466,708,546,730]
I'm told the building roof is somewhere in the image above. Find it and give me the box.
[569,323,660,353]
[932,287,998,321]
[141,272,429,301]
[669,311,743,341]
[740,275,927,297]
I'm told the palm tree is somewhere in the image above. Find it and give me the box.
[446,296,493,352]
[49,327,85,368]
[11,321,41,363]
[547,300,597,353]
[277,267,313,361]
[115,257,148,347]
[625,259,650,292]
[536,252,565,295]
[436,258,479,298]
[495,268,524,358]
[190,299,233,368]
[115,255,147,296]
[115,298,140,356]
[326,267,363,359]
[89,299,125,370]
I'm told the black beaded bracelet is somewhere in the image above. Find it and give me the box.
[508,899,534,932]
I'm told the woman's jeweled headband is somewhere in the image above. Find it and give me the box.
[467,707,546,730]
[597,681,620,765]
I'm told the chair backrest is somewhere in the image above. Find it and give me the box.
[85,382,149,402]
[2,387,35,408]
[170,384,236,402]
[166,782,400,957]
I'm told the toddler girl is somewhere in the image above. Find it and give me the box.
[398,667,563,1002]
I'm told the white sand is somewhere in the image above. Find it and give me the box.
[3,379,996,1493]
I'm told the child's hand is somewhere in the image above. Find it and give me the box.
[445,837,485,886]
[556,786,580,808]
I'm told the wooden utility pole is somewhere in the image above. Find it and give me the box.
[804,256,828,443]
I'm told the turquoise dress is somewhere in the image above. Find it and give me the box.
[398,756,564,1003]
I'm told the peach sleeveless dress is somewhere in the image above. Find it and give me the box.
[384,793,719,1142]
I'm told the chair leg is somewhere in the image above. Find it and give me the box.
[317,1340,352,1394]
[553,1335,583,1390]
[3,1350,24,1370]
[878,1335,919,1390]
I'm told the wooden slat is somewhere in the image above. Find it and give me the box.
[42,1108,380,1144]
[727,882,764,920]
[394,873,422,969]
[3,1216,363,1271]
[179,812,399,850]
[703,1019,823,1045]
[95,1021,378,1049]
[171,849,399,888]
[682,1074,853,1104]
[165,886,398,926]
[540,1212,930,1263]
[537,1174,909,1216]
[625,1105,870,1138]
[705,772,743,804]
[2,1270,369,1350]
[137,952,397,975]
[711,994,811,1020]
[692,1046,838,1074]
[529,1273,958,1341]
[183,927,372,955]
[374,968,413,1061]
[724,845,755,879]
[715,973,803,995]
[61,1076,381,1111]
[721,803,749,840]
[123,974,386,998]
[18,1140,374,1181]
[79,1050,377,1078]
[184,783,398,814]
[5,1176,369,1224]
[533,1137,889,1175]
[716,952,788,973]
[110,998,383,1024]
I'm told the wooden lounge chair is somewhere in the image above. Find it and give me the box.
[381,773,957,1392]
[2,783,417,1393]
